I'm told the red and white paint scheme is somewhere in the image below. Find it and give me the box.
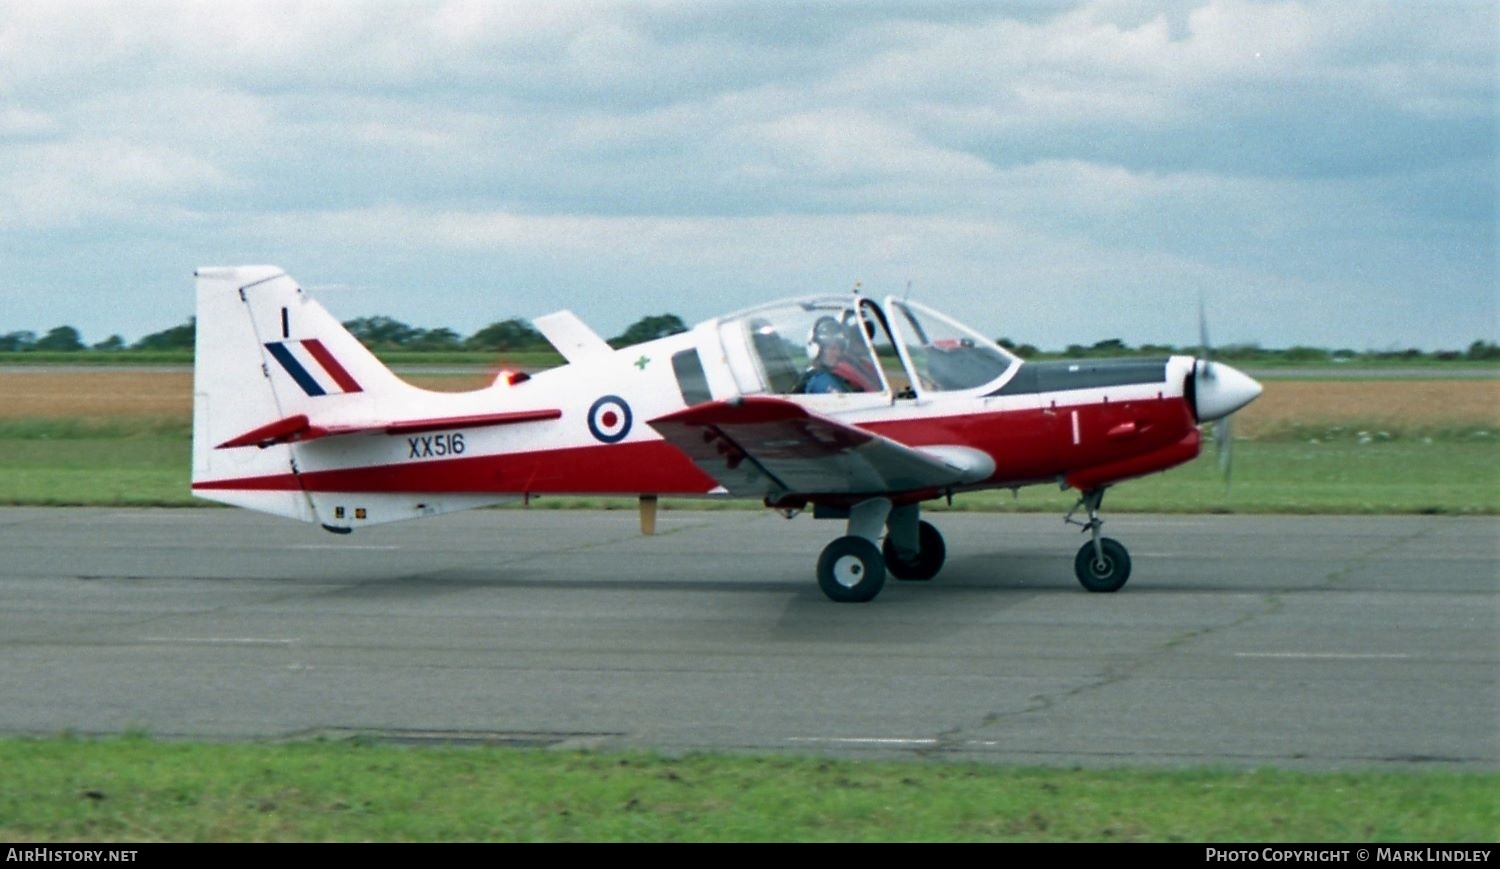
[192,265,1262,602]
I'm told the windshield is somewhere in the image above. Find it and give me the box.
[889,300,1019,393]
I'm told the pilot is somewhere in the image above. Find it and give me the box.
[799,317,879,394]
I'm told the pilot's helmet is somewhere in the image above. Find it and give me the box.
[806,316,848,360]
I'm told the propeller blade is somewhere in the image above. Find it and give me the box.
[1198,294,1215,381]
[1193,295,1254,490]
[1215,417,1233,488]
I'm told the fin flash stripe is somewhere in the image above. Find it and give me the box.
[264,340,362,396]
[301,339,363,393]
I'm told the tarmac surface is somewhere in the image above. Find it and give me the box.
[1,507,1495,769]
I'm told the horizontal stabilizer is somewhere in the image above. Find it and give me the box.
[218,408,562,449]
[533,310,612,363]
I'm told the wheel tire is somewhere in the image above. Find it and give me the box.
[883,520,946,581]
[817,536,887,603]
[1074,537,1131,592]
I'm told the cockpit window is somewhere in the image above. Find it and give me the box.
[890,300,1018,393]
[724,295,1013,399]
[737,300,887,396]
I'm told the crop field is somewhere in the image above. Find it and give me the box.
[0,369,495,419]
[1236,379,1499,439]
[0,369,1496,513]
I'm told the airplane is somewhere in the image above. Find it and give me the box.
[190,265,1263,603]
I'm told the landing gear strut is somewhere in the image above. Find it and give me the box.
[1065,488,1132,592]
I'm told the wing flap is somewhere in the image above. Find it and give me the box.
[648,397,967,499]
[217,409,561,449]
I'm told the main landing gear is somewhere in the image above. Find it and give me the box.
[815,498,946,603]
[1065,488,1132,592]
[810,490,1133,601]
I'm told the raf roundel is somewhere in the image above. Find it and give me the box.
[587,395,633,444]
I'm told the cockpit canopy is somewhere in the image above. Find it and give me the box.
[720,295,1020,399]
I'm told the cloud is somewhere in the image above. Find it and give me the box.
[0,1,1493,350]
[221,202,1407,348]
[732,109,998,186]
[0,139,226,229]
[0,107,59,137]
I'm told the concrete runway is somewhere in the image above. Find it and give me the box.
[1,507,1495,769]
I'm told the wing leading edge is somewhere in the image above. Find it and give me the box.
[648,396,971,500]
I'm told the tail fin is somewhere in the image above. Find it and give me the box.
[190,265,416,522]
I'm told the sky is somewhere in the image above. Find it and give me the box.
[1,0,1495,351]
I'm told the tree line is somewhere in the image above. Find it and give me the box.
[999,337,1500,363]
[3,317,1498,361]
[0,314,691,354]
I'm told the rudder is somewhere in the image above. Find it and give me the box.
[190,265,414,522]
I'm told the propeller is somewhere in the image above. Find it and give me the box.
[1199,297,1230,485]
[1189,296,1262,487]
[1214,417,1234,485]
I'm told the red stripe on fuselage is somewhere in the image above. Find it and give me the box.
[301,339,362,393]
[194,396,1200,496]
[193,439,720,494]
[866,395,1197,486]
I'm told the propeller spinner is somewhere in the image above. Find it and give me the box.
[1188,300,1264,483]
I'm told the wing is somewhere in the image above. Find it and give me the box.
[216,409,561,449]
[648,396,969,499]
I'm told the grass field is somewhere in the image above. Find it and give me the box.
[2,737,1493,842]
[1,371,1496,513]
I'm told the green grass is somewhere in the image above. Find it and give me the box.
[1,419,1495,513]
[938,439,1500,516]
[0,351,194,365]
[535,438,1500,516]
[379,349,565,368]
[1,736,1493,842]
[0,418,192,507]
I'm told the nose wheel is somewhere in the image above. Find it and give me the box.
[1065,489,1132,592]
[1074,537,1131,592]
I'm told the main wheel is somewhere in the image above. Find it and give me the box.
[1074,537,1131,592]
[817,536,887,603]
[883,520,946,581]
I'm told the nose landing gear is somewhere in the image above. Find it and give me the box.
[1065,488,1132,593]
